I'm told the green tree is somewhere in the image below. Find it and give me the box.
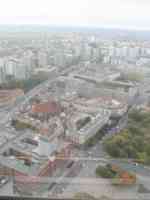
[95,166,115,178]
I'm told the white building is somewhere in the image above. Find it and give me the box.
[38,51,48,67]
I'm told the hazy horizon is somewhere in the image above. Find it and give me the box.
[0,24,149,33]
[0,0,149,31]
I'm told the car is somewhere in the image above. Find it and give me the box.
[133,163,139,166]
[48,182,56,190]
[66,161,74,168]
[88,151,92,156]
[5,124,10,128]
[0,176,9,187]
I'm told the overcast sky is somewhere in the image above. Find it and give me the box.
[0,0,150,30]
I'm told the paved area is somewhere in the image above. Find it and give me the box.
[0,180,13,196]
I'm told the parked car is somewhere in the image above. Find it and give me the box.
[0,176,9,187]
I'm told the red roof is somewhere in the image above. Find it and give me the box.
[32,101,61,114]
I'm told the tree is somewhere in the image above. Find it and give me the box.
[11,119,37,131]
[103,110,150,165]
[95,166,115,178]
[0,77,45,93]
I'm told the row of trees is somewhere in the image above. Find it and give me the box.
[0,77,45,93]
[84,128,105,148]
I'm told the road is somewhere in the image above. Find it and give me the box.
[59,157,150,199]
[0,179,13,196]
[49,140,150,197]
[110,160,150,177]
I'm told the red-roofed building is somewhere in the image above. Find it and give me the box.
[0,89,24,108]
[32,100,62,115]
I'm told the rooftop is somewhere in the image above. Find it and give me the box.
[32,100,62,114]
[0,131,70,176]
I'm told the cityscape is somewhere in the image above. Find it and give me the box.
[0,26,150,200]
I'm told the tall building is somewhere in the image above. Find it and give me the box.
[38,51,48,67]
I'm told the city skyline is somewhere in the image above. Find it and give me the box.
[0,17,149,197]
